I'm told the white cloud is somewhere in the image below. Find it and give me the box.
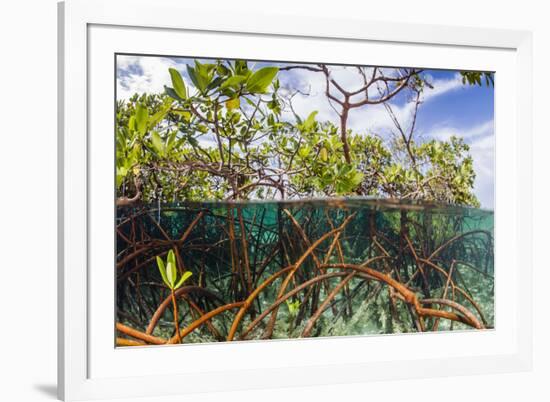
[426,119,494,142]
[278,67,339,124]
[117,56,191,100]
[424,73,464,99]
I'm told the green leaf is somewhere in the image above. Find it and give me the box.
[285,299,300,316]
[207,76,224,91]
[168,68,187,99]
[128,115,136,132]
[304,111,318,131]
[231,113,241,124]
[298,146,311,159]
[166,262,176,288]
[187,135,199,147]
[216,64,230,76]
[135,103,148,135]
[167,250,176,268]
[349,171,364,187]
[149,102,171,128]
[220,75,247,90]
[234,60,248,75]
[164,86,183,101]
[116,166,128,188]
[226,97,240,110]
[174,271,193,290]
[173,110,191,121]
[320,147,328,162]
[166,250,178,288]
[151,131,164,156]
[156,256,170,287]
[246,67,279,93]
[166,130,178,152]
[187,63,210,94]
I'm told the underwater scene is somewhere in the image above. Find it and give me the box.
[115,55,495,345]
[116,199,493,345]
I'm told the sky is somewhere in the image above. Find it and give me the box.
[116,55,495,209]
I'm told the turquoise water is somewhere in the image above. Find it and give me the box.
[116,198,494,344]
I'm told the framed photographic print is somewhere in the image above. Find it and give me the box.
[58,0,533,400]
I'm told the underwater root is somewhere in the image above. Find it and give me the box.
[116,265,484,346]
[116,206,493,346]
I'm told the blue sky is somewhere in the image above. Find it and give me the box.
[116,55,494,209]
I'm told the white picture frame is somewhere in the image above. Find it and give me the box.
[58,0,533,400]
